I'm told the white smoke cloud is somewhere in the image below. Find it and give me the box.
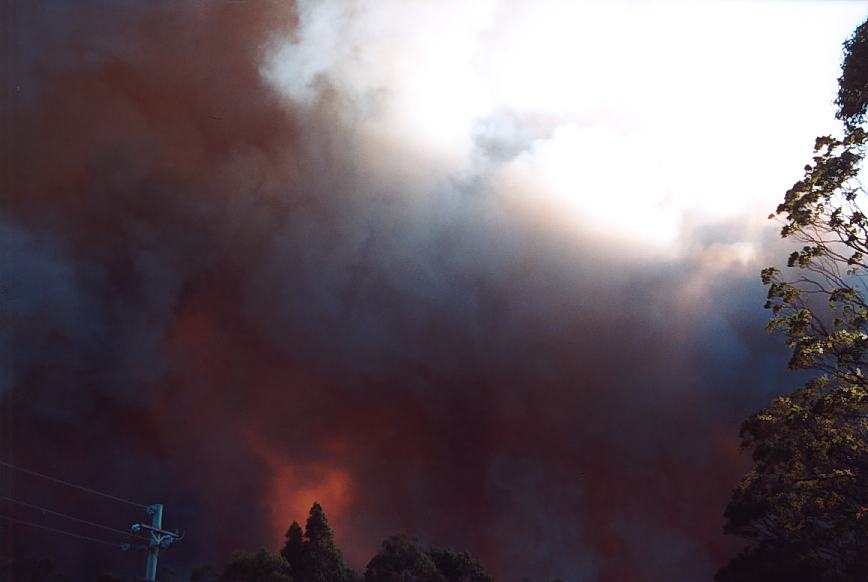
[263,0,866,259]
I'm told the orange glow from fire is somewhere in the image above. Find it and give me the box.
[247,429,354,545]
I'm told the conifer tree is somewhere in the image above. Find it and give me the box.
[283,502,360,582]
[281,521,304,570]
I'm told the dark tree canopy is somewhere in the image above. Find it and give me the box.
[280,502,360,582]
[364,534,492,582]
[715,542,832,582]
[281,521,305,570]
[218,549,292,582]
[190,564,221,582]
[0,557,69,582]
[837,19,868,124]
[304,503,335,549]
[365,534,445,582]
[2,502,530,582]
[427,546,492,582]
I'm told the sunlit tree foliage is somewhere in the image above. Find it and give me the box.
[719,17,868,582]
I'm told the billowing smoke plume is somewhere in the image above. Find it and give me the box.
[2,1,865,580]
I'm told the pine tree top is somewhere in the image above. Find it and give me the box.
[305,501,335,547]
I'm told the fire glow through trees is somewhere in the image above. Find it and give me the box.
[3,1,867,580]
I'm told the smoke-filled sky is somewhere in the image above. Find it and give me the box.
[3,1,868,581]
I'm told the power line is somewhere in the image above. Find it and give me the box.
[0,495,148,541]
[0,514,124,549]
[0,460,147,509]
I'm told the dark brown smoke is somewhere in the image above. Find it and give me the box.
[2,2,798,580]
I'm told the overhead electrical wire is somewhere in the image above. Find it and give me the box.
[0,514,125,549]
[0,460,148,509]
[0,495,149,541]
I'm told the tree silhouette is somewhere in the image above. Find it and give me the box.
[281,521,304,571]
[720,16,868,581]
[281,502,360,582]
[218,549,292,582]
[364,534,493,582]
[364,534,445,582]
[0,557,69,582]
[427,546,492,582]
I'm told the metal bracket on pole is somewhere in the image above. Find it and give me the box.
[130,503,183,582]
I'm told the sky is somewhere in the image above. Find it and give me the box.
[3,1,868,581]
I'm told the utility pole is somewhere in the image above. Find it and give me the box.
[144,504,162,581]
[130,503,183,581]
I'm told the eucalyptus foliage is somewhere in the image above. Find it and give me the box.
[719,18,868,582]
